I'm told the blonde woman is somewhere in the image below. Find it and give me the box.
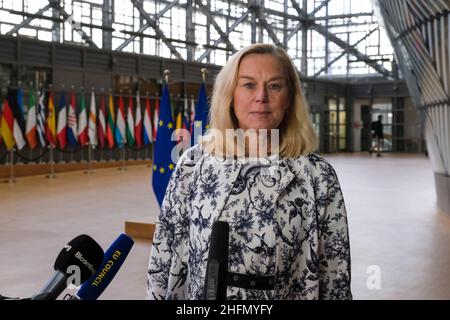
[147,43,352,300]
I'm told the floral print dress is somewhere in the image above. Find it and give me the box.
[147,144,352,300]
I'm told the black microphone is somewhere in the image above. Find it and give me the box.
[31,234,104,300]
[203,221,229,300]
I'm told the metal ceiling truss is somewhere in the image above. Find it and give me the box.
[288,0,392,78]
[129,0,183,60]
[116,0,180,51]
[1,0,392,78]
[5,3,52,36]
[196,8,251,63]
[48,0,98,48]
[313,27,379,77]
[5,0,98,48]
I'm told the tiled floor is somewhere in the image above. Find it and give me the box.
[1,152,449,299]
[330,152,450,299]
[0,164,155,300]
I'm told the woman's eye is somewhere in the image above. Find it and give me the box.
[243,83,256,89]
[267,83,281,91]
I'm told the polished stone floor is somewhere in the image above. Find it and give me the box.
[1,152,449,300]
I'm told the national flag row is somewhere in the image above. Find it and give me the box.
[0,87,201,151]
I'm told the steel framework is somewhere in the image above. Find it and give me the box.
[0,0,394,77]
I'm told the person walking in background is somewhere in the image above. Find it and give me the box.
[370,115,384,157]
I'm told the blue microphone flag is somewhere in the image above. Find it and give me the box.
[76,233,134,300]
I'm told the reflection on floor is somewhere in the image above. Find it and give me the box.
[1,152,449,300]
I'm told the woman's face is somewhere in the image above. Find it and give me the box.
[233,53,289,131]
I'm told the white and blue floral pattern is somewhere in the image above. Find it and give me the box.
[147,144,352,300]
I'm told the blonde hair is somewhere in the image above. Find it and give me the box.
[202,43,318,158]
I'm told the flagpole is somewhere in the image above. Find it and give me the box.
[150,89,160,168]
[190,94,194,135]
[201,67,208,83]
[144,90,149,162]
[6,147,16,184]
[99,87,104,163]
[85,86,95,174]
[128,89,132,163]
[164,69,170,84]
[156,70,170,173]
[47,82,56,179]
[16,81,23,165]
[119,146,127,171]
[28,81,33,163]
[47,145,56,179]
[80,85,87,164]
[58,84,64,164]
[109,88,113,162]
[70,84,75,163]
[32,82,39,164]
[145,145,148,162]
[118,89,127,171]
[148,91,158,168]
[39,82,45,164]
[85,143,94,174]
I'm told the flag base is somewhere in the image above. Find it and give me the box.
[0,159,149,179]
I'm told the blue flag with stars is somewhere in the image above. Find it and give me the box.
[152,84,176,207]
[191,82,209,145]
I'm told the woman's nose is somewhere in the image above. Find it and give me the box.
[255,85,268,102]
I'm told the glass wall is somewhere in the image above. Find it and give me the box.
[328,96,346,152]
[0,0,394,78]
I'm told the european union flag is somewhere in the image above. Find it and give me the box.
[191,82,209,145]
[152,84,176,207]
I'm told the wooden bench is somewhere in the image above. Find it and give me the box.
[125,218,156,240]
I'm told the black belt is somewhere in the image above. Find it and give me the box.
[226,272,275,290]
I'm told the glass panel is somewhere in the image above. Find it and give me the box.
[387,112,393,125]
[383,125,392,138]
[0,0,394,74]
[310,112,320,138]
[339,111,346,125]
[339,97,345,110]
[330,111,337,127]
[329,98,337,111]
[339,138,346,150]
[339,125,346,138]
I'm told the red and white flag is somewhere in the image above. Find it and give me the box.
[153,96,159,141]
[134,91,143,148]
[87,90,97,147]
[97,93,106,148]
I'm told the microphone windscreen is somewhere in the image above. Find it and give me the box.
[204,221,229,300]
[54,234,104,283]
[208,221,229,263]
[76,233,134,300]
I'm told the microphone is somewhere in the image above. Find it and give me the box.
[72,233,134,300]
[203,221,229,300]
[31,234,104,300]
